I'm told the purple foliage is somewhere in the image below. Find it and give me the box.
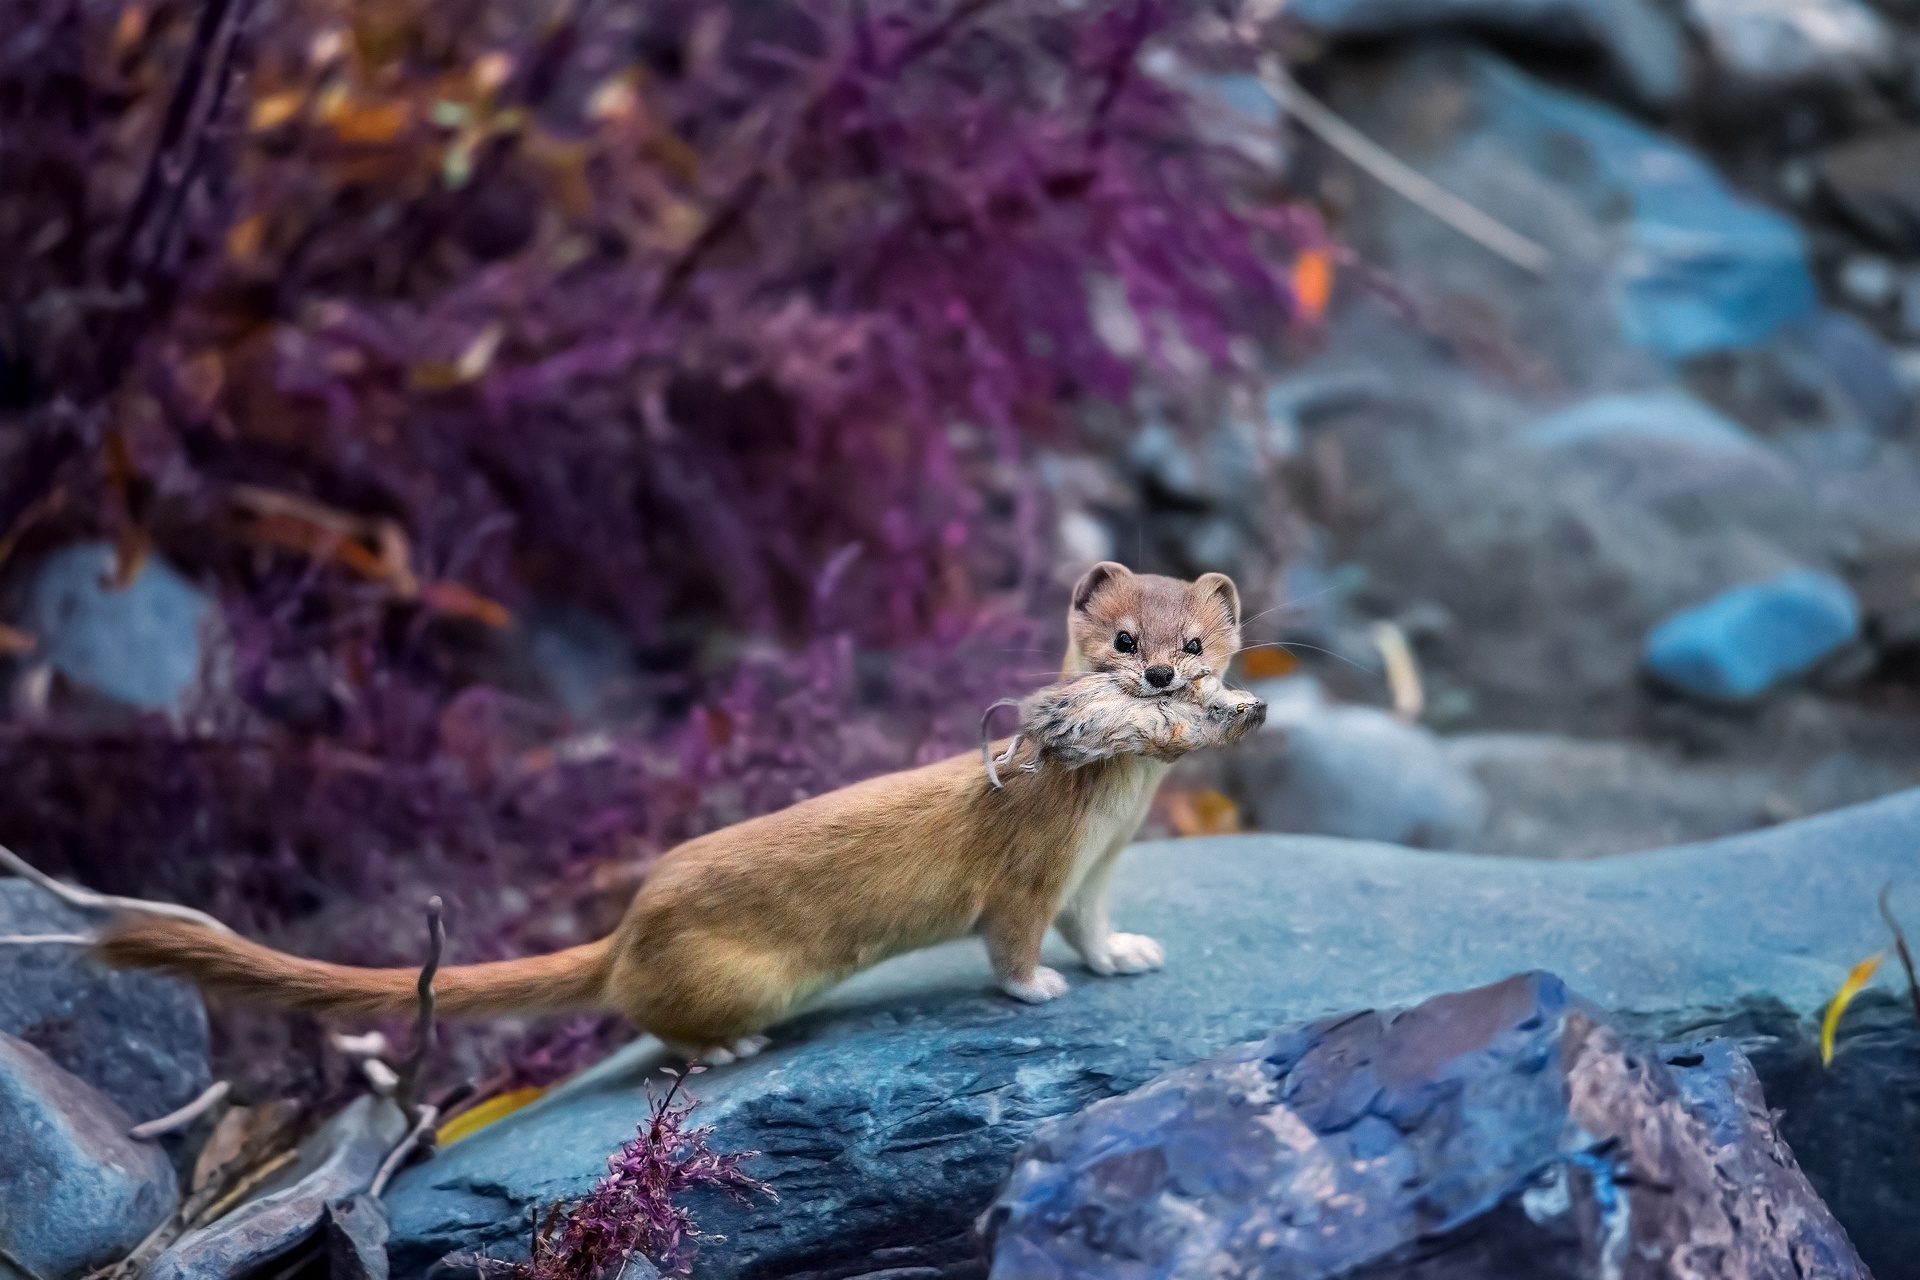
[0,0,1311,1094]
[522,1069,773,1280]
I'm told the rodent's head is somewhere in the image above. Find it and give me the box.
[1062,563,1241,696]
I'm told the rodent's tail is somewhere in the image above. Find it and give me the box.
[97,916,615,1020]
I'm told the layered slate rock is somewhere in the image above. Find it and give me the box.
[0,879,212,1123]
[387,790,1920,1280]
[982,973,1864,1278]
[0,1033,179,1280]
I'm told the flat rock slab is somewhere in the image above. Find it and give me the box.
[388,789,1920,1280]
[0,880,212,1123]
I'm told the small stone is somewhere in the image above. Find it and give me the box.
[1685,0,1892,85]
[1838,254,1897,308]
[148,1095,409,1280]
[0,1033,179,1280]
[16,542,214,713]
[1819,129,1920,254]
[1644,569,1861,702]
[327,1195,392,1280]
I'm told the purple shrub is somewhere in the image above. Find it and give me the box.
[0,0,1313,1094]
[521,1068,773,1280]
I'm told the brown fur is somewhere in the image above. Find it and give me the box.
[99,564,1243,1055]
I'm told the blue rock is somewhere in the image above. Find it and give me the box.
[1462,54,1817,359]
[0,880,211,1124]
[1286,0,1686,106]
[385,790,1920,1280]
[982,973,1865,1278]
[19,542,213,712]
[0,1033,179,1280]
[1644,570,1861,701]
[1522,389,1759,453]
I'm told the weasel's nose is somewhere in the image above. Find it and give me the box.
[1144,665,1175,689]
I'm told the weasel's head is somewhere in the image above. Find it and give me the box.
[1063,563,1241,696]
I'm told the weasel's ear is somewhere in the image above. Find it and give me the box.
[1194,572,1241,627]
[1071,561,1132,613]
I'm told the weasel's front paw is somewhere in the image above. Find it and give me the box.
[1086,933,1165,976]
[1001,966,1070,1004]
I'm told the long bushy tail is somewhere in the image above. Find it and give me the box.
[97,916,615,1020]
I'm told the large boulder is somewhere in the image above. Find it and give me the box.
[386,789,1920,1280]
[982,973,1864,1278]
[1224,676,1487,847]
[1285,0,1687,107]
[0,1033,179,1280]
[0,879,211,1123]
[1324,44,1816,367]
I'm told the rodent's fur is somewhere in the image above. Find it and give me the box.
[99,564,1246,1059]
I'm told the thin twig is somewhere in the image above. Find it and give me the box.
[370,1103,440,1198]
[0,843,234,934]
[1879,883,1920,1028]
[0,933,95,945]
[395,896,445,1124]
[1256,57,1551,277]
[979,697,1023,790]
[130,1080,232,1141]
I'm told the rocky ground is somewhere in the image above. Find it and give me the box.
[1068,4,1920,858]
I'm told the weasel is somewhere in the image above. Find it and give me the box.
[100,563,1254,1062]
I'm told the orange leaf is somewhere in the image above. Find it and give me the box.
[332,100,413,144]
[1292,249,1334,321]
[1166,789,1241,837]
[0,623,35,656]
[1240,647,1298,680]
[422,581,512,628]
[226,214,265,262]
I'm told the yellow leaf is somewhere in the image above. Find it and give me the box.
[1822,952,1884,1065]
[437,1087,545,1147]
[249,90,304,132]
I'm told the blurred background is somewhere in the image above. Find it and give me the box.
[3,0,1918,1102]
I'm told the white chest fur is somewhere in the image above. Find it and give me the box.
[1060,755,1169,907]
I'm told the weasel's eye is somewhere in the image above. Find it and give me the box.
[1115,631,1137,654]
[1183,638,1203,655]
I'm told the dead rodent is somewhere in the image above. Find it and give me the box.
[983,670,1265,786]
[101,563,1248,1063]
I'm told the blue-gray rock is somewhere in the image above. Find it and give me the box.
[328,1195,392,1280]
[0,1033,179,1280]
[1522,389,1760,454]
[385,789,1920,1280]
[1683,0,1891,86]
[1225,676,1487,847]
[1285,0,1686,106]
[982,972,1865,1278]
[17,542,213,712]
[1644,570,1861,702]
[1818,128,1920,258]
[148,1095,409,1280]
[0,879,211,1123]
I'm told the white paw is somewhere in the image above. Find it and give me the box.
[729,1034,770,1060]
[700,1045,737,1065]
[1087,933,1165,976]
[1001,966,1070,1004]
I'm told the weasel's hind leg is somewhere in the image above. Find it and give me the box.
[615,942,798,1066]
